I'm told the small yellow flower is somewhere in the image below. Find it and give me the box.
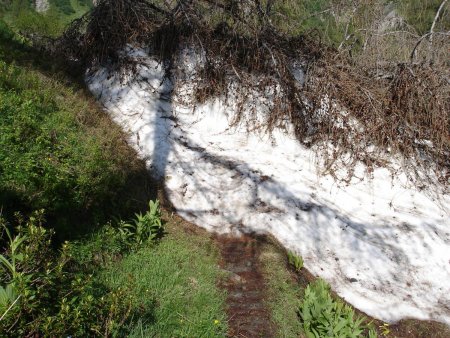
[214,319,220,325]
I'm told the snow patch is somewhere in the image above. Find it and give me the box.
[86,48,450,325]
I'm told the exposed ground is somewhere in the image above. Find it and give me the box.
[216,234,276,337]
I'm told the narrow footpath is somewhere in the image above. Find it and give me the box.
[216,234,275,337]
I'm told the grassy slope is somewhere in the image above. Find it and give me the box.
[259,240,304,337]
[0,18,154,240]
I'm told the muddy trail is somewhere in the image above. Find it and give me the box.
[216,234,275,337]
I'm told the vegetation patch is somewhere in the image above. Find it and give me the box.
[300,279,377,337]
[287,250,304,272]
[0,20,154,239]
[0,209,144,337]
[260,240,381,338]
[0,202,227,337]
[96,212,228,337]
[260,241,304,337]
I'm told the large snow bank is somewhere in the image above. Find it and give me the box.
[87,48,450,325]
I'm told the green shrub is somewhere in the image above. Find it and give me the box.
[0,47,150,238]
[117,200,164,246]
[0,211,137,337]
[68,200,164,268]
[299,279,377,338]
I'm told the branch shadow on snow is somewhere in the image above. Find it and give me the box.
[159,131,449,320]
[89,56,450,323]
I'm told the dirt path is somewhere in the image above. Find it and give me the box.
[216,234,275,338]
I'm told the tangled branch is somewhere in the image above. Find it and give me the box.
[55,0,449,188]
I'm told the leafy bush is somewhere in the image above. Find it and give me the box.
[68,200,164,267]
[0,211,140,337]
[287,250,304,272]
[117,200,164,246]
[299,279,377,338]
[0,41,151,238]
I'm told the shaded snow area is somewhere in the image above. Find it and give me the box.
[87,48,450,325]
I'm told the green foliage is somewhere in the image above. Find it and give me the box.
[271,0,450,48]
[0,283,18,316]
[379,322,391,336]
[271,0,347,45]
[0,211,137,337]
[67,223,129,267]
[0,62,115,227]
[118,200,164,246]
[1,0,62,36]
[287,250,304,272]
[52,0,75,15]
[0,18,31,62]
[299,279,377,338]
[1,0,92,37]
[68,200,164,267]
[10,9,61,35]
[0,40,149,238]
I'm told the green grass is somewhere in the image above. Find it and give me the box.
[395,0,450,34]
[95,215,228,337]
[259,241,304,337]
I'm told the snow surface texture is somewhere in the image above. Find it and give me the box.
[87,48,450,325]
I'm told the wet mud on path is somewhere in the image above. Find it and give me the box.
[215,234,275,338]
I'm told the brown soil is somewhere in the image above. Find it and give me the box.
[215,234,276,338]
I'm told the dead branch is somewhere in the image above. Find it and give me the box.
[51,0,449,187]
[429,0,449,43]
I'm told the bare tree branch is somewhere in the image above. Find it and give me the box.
[429,0,449,43]
[411,31,450,62]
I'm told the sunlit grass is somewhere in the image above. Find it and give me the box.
[259,241,303,337]
[97,215,228,337]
